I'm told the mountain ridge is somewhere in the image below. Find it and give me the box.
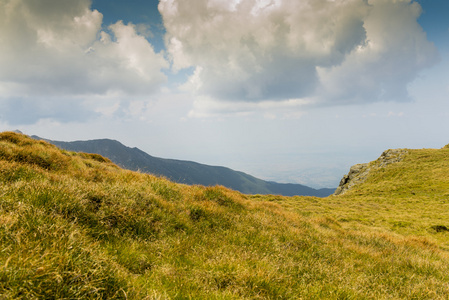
[32,135,335,197]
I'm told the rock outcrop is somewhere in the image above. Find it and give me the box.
[334,149,408,195]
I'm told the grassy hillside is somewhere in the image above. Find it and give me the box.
[1,131,449,299]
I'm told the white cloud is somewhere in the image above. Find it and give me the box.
[187,96,311,119]
[317,0,438,104]
[0,0,168,124]
[387,111,404,117]
[160,0,438,115]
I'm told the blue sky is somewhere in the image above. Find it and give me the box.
[1,0,448,188]
[417,0,449,47]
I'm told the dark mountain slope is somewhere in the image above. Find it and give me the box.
[33,136,334,197]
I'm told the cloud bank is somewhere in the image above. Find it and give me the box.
[0,0,168,124]
[0,0,440,124]
[160,0,438,115]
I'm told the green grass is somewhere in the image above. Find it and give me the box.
[1,131,449,299]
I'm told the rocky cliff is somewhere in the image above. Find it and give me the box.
[334,149,408,195]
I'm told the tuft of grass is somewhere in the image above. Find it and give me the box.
[2,131,449,298]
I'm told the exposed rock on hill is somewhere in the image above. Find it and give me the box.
[334,149,408,195]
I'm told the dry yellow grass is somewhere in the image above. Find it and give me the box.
[1,131,449,299]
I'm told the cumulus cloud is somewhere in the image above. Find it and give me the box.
[160,0,438,114]
[317,0,439,104]
[0,0,168,124]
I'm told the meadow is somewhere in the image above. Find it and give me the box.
[1,131,449,299]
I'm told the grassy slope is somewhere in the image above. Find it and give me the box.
[1,131,449,299]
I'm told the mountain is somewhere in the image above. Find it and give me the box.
[32,136,335,197]
[2,131,449,298]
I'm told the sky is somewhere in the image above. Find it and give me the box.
[1,0,448,188]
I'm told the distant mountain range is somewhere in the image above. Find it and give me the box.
[33,136,335,197]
